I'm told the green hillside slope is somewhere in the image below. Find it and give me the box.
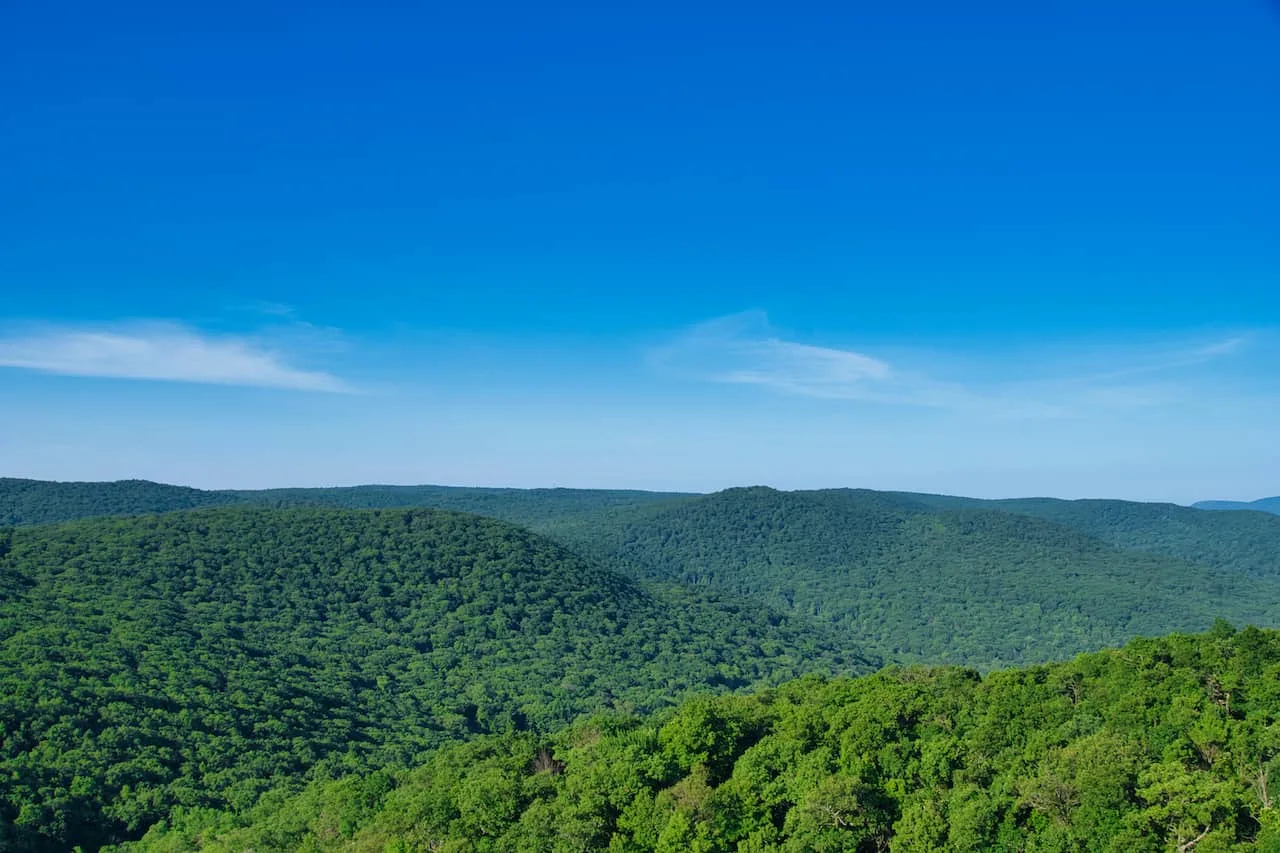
[0,478,243,525]
[9,478,1279,588]
[7,479,1279,671]
[891,492,1280,579]
[123,626,1280,852]
[232,484,697,527]
[0,477,694,528]
[1195,497,1280,515]
[0,507,867,852]
[10,478,1278,587]
[540,487,1280,668]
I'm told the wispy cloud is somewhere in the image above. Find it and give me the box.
[1072,336,1249,383]
[657,313,892,396]
[651,311,1250,418]
[0,322,353,392]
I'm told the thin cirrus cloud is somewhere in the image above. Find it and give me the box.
[648,311,972,407]
[651,312,1251,418]
[0,323,353,392]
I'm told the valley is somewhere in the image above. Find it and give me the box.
[2,478,1279,850]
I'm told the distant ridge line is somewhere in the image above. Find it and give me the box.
[1192,496,1280,515]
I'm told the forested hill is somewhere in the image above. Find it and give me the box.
[0,477,244,525]
[9,479,1280,585]
[0,507,867,852]
[889,491,1280,579]
[230,484,696,526]
[7,479,1280,670]
[1194,497,1280,515]
[0,477,695,528]
[123,626,1280,852]
[539,487,1280,668]
[9,479,1280,584]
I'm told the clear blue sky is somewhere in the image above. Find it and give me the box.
[2,0,1278,502]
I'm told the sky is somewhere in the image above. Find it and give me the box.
[2,0,1278,502]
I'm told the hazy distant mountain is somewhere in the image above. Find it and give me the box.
[0,476,694,527]
[1192,496,1280,515]
[885,491,1280,579]
[0,477,243,525]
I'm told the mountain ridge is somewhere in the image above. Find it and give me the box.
[7,478,1280,669]
[1193,496,1280,515]
[0,476,698,528]
[535,486,1280,667]
[0,505,867,851]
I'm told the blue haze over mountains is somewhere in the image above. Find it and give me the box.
[1193,497,1280,515]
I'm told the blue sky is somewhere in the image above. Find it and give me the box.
[2,0,1278,502]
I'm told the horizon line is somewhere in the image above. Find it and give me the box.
[4,474,1274,507]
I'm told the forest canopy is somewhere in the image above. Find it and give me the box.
[122,626,1280,852]
[4,480,1280,850]
[0,507,866,852]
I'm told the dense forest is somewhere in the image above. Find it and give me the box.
[890,492,1280,579]
[4,478,1280,850]
[0,478,693,529]
[0,508,867,852]
[537,487,1280,667]
[0,479,245,526]
[121,626,1280,852]
[8,479,1280,585]
[8,477,1280,585]
[5,480,1279,668]
[1194,498,1280,516]
[231,485,695,527]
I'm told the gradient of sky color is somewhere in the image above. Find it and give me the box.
[2,0,1278,502]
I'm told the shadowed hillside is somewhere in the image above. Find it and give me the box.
[0,506,867,852]
[0,478,244,526]
[1194,497,1280,515]
[540,487,1280,667]
[6,478,1280,670]
[0,477,696,528]
[891,491,1280,579]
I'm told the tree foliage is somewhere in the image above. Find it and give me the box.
[6,480,1280,849]
[0,478,692,529]
[894,491,1280,579]
[0,507,867,851]
[1193,498,1280,516]
[124,628,1280,852]
[540,487,1280,668]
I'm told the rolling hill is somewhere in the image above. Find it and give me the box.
[0,477,244,526]
[0,477,694,528]
[6,477,1280,670]
[9,477,1279,586]
[1194,497,1280,515]
[890,491,1280,579]
[0,506,867,852]
[538,487,1280,667]
[123,626,1280,852]
[10,478,1280,583]
[7,478,1280,849]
